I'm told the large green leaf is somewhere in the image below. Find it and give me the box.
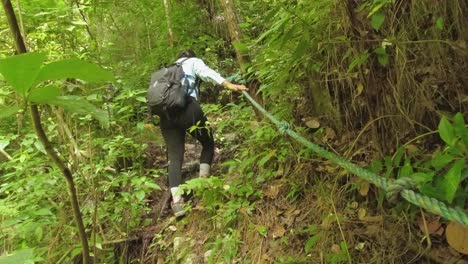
[28,86,61,103]
[439,160,464,203]
[0,248,35,264]
[47,96,109,127]
[0,105,21,119]
[36,59,114,83]
[0,52,46,96]
[438,116,455,146]
[431,152,454,170]
[453,113,468,149]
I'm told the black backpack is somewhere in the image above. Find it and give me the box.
[147,58,190,116]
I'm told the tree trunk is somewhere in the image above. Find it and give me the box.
[1,1,91,263]
[218,0,248,70]
[219,0,263,116]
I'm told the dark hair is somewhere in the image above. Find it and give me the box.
[178,49,197,58]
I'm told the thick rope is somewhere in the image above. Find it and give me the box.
[241,91,468,226]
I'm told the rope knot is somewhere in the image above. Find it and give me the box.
[386,177,416,203]
[278,122,291,134]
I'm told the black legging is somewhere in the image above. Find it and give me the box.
[158,97,214,188]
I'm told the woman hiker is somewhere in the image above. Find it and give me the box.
[151,50,247,217]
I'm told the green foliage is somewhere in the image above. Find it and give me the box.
[0,249,35,264]
[36,59,113,83]
[327,241,350,264]
[436,17,444,30]
[373,113,467,206]
[207,229,241,264]
[1,0,466,262]
[302,224,322,254]
[180,176,257,228]
[370,13,385,30]
[0,52,113,126]
[0,133,68,260]
[0,52,46,95]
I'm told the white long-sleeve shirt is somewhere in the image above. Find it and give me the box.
[176,57,226,100]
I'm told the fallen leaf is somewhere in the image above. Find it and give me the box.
[349,201,359,209]
[321,213,336,229]
[356,83,364,97]
[362,215,384,223]
[355,242,365,250]
[305,118,320,129]
[157,257,164,264]
[331,244,341,254]
[358,181,370,196]
[405,144,419,154]
[454,40,466,49]
[446,222,468,254]
[283,208,301,227]
[259,254,271,264]
[417,216,444,236]
[324,127,336,142]
[358,208,367,220]
[272,224,286,239]
[264,185,281,199]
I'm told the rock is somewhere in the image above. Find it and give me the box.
[173,237,183,253]
[183,254,197,264]
[204,250,213,262]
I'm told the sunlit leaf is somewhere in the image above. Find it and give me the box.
[453,113,468,149]
[368,3,385,17]
[0,139,9,150]
[136,96,146,103]
[0,248,35,264]
[35,226,44,241]
[145,182,161,190]
[34,140,47,154]
[258,149,277,167]
[0,106,20,119]
[371,13,385,31]
[440,160,464,203]
[0,52,46,96]
[348,51,369,72]
[47,96,109,127]
[135,190,145,202]
[411,172,434,185]
[36,59,114,83]
[374,47,388,66]
[71,20,87,26]
[436,17,444,30]
[398,161,413,178]
[233,42,249,53]
[431,153,454,170]
[305,232,322,253]
[438,117,455,146]
[28,86,61,103]
[34,208,53,216]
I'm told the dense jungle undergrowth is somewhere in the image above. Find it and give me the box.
[1,0,467,263]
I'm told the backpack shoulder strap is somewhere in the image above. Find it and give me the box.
[175,57,191,66]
